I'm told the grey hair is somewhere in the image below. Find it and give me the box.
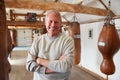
[45,10,62,22]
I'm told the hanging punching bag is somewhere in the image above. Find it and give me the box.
[70,22,81,65]
[0,0,10,80]
[98,24,120,75]
[98,1,120,75]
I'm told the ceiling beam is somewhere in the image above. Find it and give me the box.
[5,1,112,16]
[6,21,68,27]
[7,21,44,27]
[80,15,120,24]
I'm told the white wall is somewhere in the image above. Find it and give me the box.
[79,19,120,80]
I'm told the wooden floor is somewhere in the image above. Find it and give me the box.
[9,47,105,80]
[69,66,105,80]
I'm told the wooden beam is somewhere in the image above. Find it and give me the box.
[99,0,115,16]
[5,1,110,16]
[9,9,45,17]
[14,13,45,17]
[7,21,44,27]
[8,26,42,29]
[80,15,120,24]
[6,21,68,27]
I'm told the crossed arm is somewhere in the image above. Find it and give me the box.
[26,36,74,74]
[36,55,65,73]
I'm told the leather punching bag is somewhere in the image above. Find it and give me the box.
[70,22,81,65]
[98,24,120,75]
[0,0,10,80]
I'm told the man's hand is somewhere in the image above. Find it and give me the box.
[36,54,66,74]
[36,58,54,73]
[36,58,48,66]
[36,58,41,65]
[45,68,54,73]
[59,54,65,60]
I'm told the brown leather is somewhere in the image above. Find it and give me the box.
[98,24,120,75]
[0,0,10,80]
[70,22,81,65]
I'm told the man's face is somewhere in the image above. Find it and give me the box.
[45,13,61,37]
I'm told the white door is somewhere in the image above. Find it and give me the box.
[17,29,32,46]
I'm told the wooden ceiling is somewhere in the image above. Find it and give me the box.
[4,0,119,29]
[5,0,113,16]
